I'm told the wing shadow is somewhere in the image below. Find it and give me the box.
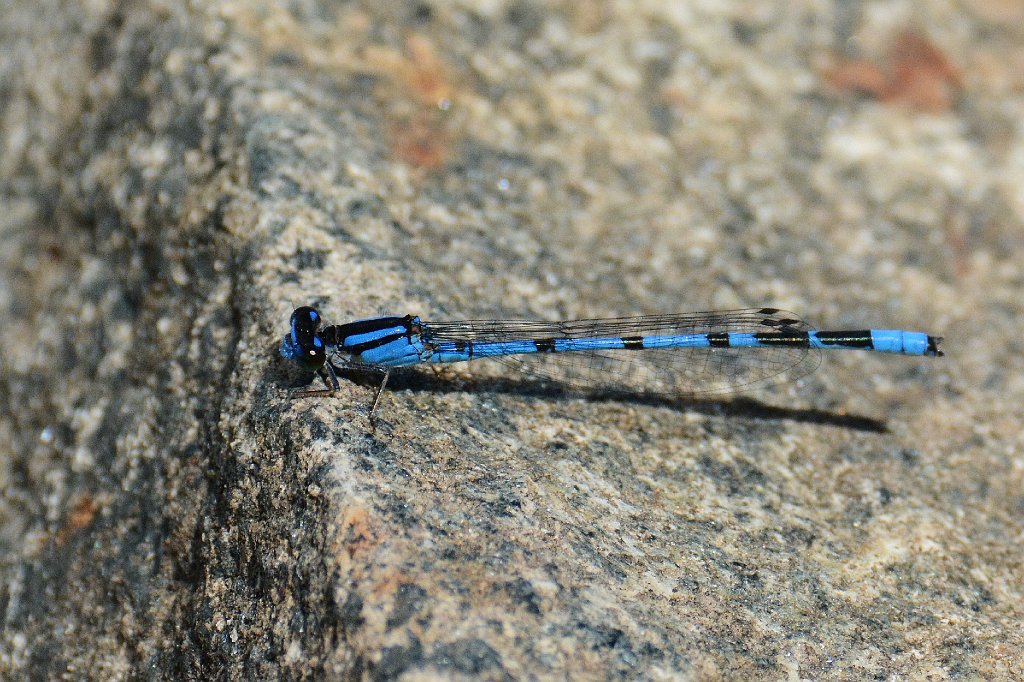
[320,365,889,433]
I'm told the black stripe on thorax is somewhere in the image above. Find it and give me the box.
[320,319,409,344]
[344,332,408,354]
[322,315,415,354]
[337,316,412,336]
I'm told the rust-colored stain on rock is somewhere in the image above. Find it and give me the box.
[824,30,962,111]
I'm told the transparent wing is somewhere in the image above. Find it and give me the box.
[421,308,822,397]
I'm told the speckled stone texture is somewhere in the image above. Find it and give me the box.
[2,1,1022,679]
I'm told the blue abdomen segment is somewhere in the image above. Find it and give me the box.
[430,340,538,362]
[871,330,933,355]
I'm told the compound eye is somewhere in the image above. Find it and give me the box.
[290,306,322,340]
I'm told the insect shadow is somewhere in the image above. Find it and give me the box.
[276,356,888,433]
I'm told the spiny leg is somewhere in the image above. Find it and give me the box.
[369,370,390,420]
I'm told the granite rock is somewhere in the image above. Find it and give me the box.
[2,1,1022,679]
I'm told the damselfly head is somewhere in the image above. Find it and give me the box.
[281,306,327,372]
[290,306,322,336]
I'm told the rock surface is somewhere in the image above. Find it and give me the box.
[2,1,1022,679]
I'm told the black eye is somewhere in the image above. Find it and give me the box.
[290,306,322,339]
